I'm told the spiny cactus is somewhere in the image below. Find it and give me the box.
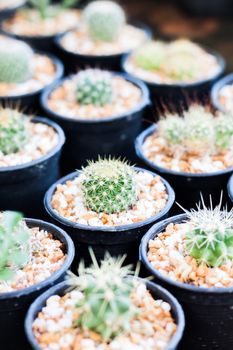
[67,251,138,341]
[0,108,29,155]
[0,39,33,83]
[28,0,78,20]
[185,198,233,267]
[158,115,185,145]
[0,211,30,281]
[76,69,113,106]
[134,42,165,71]
[81,158,137,214]
[214,114,233,150]
[83,0,126,42]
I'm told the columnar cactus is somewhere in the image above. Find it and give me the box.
[81,158,137,214]
[0,108,29,155]
[134,42,165,71]
[0,39,33,83]
[68,251,138,341]
[0,211,30,281]
[214,114,233,150]
[76,69,113,106]
[83,1,126,42]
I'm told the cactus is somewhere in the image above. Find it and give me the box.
[134,42,166,71]
[76,69,113,106]
[162,52,198,81]
[214,114,233,150]
[158,115,185,145]
[185,199,233,267]
[0,211,30,281]
[0,39,33,83]
[81,158,137,214]
[28,0,78,19]
[0,108,29,155]
[83,1,126,42]
[67,251,138,341]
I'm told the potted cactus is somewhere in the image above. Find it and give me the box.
[135,104,233,209]
[41,68,150,171]
[25,252,185,350]
[0,106,65,217]
[0,210,74,350]
[0,35,63,111]
[140,199,233,348]
[55,0,151,72]
[44,157,175,265]
[122,39,225,115]
[1,0,80,52]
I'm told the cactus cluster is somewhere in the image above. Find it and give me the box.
[76,69,113,106]
[68,251,138,341]
[185,199,233,267]
[0,108,29,155]
[0,211,30,281]
[83,1,126,42]
[0,38,33,84]
[81,158,137,214]
[28,0,78,20]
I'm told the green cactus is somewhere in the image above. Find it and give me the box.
[162,52,198,81]
[134,42,166,71]
[83,0,126,42]
[214,114,233,150]
[28,0,78,20]
[158,115,185,145]
[0,108,29,155]
[68,251,138,341]
[0,39,33,83]
[185,200,233,267]
[76,69,113,106]
[81,158,137,214]
[0,211,30,281]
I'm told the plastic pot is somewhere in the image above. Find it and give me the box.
[0,1,25,22]
[135,125,233,210]
[0,117,65,218]
[0,54,64,113]
[44,167,175,266]
[140,213,233,349]
[54,22,152,73]
[211,73,233,113]
[0,218,74,350]
[41,72,150,172]
[228,174,233,204]
[25,278,185,350]
[122,47,225,117]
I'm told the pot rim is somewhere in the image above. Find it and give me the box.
[24,279,185,350]
[227,174,233,202]
[140,213,233,294]
[40,71,150,124]
[44,167,175,232]
[211,72,233,113]
[0,218,74,300]
[0,116,65,172]
[135,124,233,178]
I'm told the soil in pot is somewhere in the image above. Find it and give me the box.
[140,201,233,349]
[25,253,184,350]
[55,0,151,72]
[0,107,65,217]
[44,158,175,266]
[122,38,225,116]
[41,69,150,171]
[0,211,74,350]
[136,104,233,209]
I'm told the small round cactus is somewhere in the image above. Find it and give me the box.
[0,108,29,155]
[134,42,166,71]
[0,39,33,83]
[81,158,137,214]
[158,115,185,145]
[83,0,126,42]
[214,114,233,150]
[76,69,113,106]
[162,52,198,81]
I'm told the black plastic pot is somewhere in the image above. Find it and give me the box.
[228,174,233,205]
[0,1,25,22]
[44,167,175,266]
[135,125,233,210]
[140,213,233,349]
[0,117,65,218]
[0,53,63,113]
[25,279,185,350]
[41,72,150,172]
[54,22,152,73]
[0,218,74,350]
[122,47,225,117]
[211,73,233,113]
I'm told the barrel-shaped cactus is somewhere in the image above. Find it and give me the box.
[83,0,126,42]
[158,115,185,145]
[134,42,165,71]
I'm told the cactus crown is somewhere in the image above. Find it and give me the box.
[0,38,33,84]
[0,211,30,281]
[0,108,29,155]
[68,251,139,341]
[134,42,166,71]
[81,158,137,214]
[184,197,233,267]
[76,69,113,107]
[28,0,78,20]
[83,0,126,42]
